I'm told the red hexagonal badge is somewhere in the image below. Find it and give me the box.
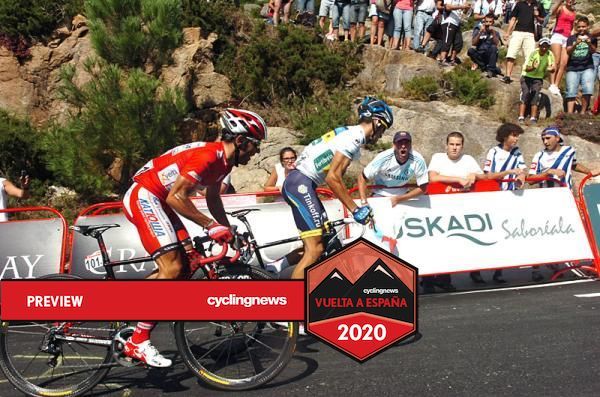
[305,237,417,362]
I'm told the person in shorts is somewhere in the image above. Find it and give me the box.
[518,37,555,123]
[565,16,597,114]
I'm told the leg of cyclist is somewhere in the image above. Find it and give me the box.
[291,236,323,279]
[121,183,194,367]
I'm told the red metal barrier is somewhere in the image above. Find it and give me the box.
[0,206,69,274]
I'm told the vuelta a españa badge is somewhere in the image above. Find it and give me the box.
[305,238,418,362]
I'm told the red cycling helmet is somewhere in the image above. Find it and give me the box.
[220,108,267,144]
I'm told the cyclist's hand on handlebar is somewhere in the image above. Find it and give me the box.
[353,205,373,225]
[207,222,234,244]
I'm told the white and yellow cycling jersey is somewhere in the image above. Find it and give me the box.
[295,125,366,185]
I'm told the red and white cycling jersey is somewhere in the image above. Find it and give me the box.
[133,141,232,200]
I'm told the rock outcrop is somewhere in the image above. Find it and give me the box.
[0,20,231,126]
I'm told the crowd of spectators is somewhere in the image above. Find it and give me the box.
[263,0,600,118]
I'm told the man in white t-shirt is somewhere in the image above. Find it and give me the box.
[358,131,429,207]
[438,0,472,65]
[0,174,30,222]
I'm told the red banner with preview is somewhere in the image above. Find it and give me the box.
[0,280,304,321]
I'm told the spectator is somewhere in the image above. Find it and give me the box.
[273,0,293,26]
[438,0,472,66]
[593,27,600,114]
[468,13,503,78]
[539,0,551,27]
[529,126,600,191]
[350,0,369,42]
[319,0,336,39]
[264,147,298,192]
[503,0,546,84]
[417,0,446,57]
[518,37,556,123]
[428,131,524,289]
[0,173,30,222]
[333,0,352,41]
[413,0,437,52]
[528,125,599,281]
[392,0,414,50]
[357,131,429,207]
[470,123,527,284]
[548,0,576,96]
[503,0,517,25]
[565,16,597,114]
[295,0,315,17]
[472,0,501,31]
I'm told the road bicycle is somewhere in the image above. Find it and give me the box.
[0,209,360,396]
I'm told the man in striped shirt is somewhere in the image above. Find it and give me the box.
[483,123,527,191]
[528,125,599,190]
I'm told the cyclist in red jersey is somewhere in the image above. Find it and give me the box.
[121,109,267,367]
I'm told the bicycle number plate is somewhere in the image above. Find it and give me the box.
[84,250,104,272]
[305,238,418,362]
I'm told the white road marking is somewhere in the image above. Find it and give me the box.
[439,279,596,296]
[574,293,600,298]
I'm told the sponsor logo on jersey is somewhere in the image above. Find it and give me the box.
[298,184,308,194]
[139,199,166,237]
[314,150,334,172]
[158,164,180,191]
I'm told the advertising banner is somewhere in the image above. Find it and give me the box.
[70,199,344,279]
[583,183,600,255]
[0,219,64,280]
[0,280,304,321]
[361,187,594,275]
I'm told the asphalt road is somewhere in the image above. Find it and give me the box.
[2,277,599,396]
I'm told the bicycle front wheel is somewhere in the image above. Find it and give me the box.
[0,274,117,397]
[175,264,298,390]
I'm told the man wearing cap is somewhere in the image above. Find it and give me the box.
[358,131,429,208]
[518,37,556,124]
[529,126,599,190]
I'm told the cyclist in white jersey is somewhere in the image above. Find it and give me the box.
[358,131,429,207]
[529,125,599,189]
[281,96,394,279]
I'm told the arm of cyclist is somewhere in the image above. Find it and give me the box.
[325,152,358,212]
[166,176,215,227]
[357,171,371,204]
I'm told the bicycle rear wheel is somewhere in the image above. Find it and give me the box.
[0,274,117,397]
[175,265,298,390]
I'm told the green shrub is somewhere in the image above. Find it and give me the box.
[0,0,83,41]
[181,0,240,38]
[43,59,188,197]
[402,75,440,101]
[86,0,182,69]
[289,90,354,145]
[0,109,50,182]
[216,24,361,104]
[443,66,495,108]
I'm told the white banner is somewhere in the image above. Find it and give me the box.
[361,188,594,275]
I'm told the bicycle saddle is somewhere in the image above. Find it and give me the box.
[227,209,260,218]
[71,224,120,237]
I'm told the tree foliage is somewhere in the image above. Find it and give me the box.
[0,109,50,181]
[216,24,362,104]
[85,0,182,69]
[43,59,188,197]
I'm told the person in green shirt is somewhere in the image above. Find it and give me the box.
[518,37,556,123]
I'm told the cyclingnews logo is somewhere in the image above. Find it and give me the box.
[305,238,417,362]
[206,294,287,308]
